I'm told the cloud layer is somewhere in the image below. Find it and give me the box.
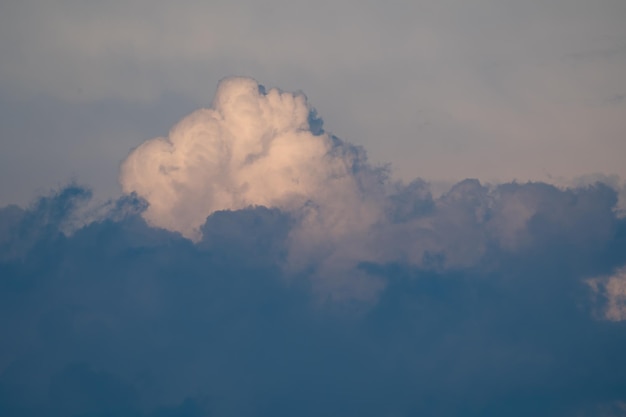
[1,180,626,416]
[2,77,626,416]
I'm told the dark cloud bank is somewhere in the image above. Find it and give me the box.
[2,79,626,416]
[1,178,626,417]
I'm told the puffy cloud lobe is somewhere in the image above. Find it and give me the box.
[374,179,619,275]
[589,268,626,321]
[121,77,389,299]
[120,77,382,242]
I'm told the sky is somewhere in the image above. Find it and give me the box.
[1,1,626,416]
[1,0,626,205]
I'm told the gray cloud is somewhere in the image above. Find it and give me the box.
[1,15,626,410]
[1,98,626,413]
[1,175,625,416]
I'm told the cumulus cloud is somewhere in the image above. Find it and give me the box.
[120,77,383,240]
[2,78,626,416]
[120,77,626,301]
[120,77,389,298]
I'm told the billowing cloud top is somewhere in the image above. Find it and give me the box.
[121,77,379,241]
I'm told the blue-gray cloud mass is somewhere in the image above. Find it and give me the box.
[2,0,626,413]
[1,133,626,415]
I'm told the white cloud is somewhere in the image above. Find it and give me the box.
[121,77,382,240]
[120,77,388,298]
[589,268,626,321]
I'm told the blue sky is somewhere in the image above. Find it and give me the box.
[1,2,626,416]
